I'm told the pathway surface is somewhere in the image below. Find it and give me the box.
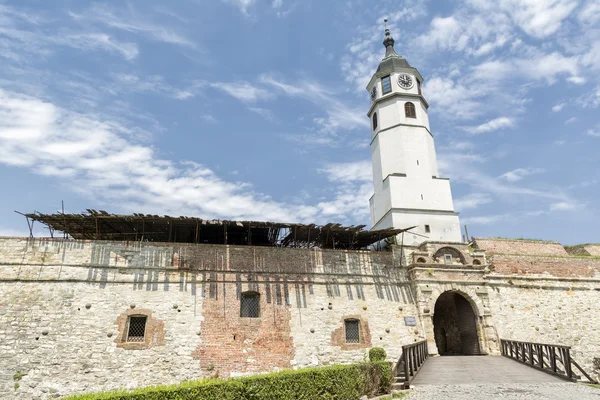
[406,356,600,399]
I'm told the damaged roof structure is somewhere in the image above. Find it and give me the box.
[22,210,409,250]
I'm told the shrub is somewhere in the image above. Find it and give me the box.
[369,347,387,362]
[63,362,392,400]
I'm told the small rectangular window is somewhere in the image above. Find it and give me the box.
[417,80,422,95]
[240,292,260,318]
[425,225,431,233]
[345,319,360,343]
[126,316,147,342]
[381,75,392,94]
[444,254,453,264]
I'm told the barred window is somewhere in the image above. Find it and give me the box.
[382,75,392,94]
[405,102,416,118]
[345,319,360,343]
[126,316,147,342]
[372,112,378,130]
[240,291,260,318]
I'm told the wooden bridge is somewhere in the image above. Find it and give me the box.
[392,339,598,390]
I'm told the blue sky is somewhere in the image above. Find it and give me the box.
[0,0,598,244]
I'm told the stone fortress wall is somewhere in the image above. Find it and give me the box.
[0,236,598,399]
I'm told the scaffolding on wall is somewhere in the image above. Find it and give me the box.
[20,209,408,250]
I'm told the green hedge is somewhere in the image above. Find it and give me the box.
[62,362,391,400]
[369,347,387,362]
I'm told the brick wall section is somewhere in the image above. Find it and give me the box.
[473,238,568,256]
[193,275,295,377]
[489,254,600,277]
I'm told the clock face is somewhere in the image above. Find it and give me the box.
[397,74,413,89]
[370,86,377,102]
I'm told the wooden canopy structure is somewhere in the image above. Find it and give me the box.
[23,210,405,250]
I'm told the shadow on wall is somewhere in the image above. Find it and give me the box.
[84,266,416,306]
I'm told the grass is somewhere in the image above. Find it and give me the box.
[376,392,408,399]
[588,383,600,389]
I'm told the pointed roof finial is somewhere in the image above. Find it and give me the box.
[382,18,396,54]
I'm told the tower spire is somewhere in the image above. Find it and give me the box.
[382,18,398,59]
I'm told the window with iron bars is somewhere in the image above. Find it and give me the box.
[126,316,147,342]
[240,291,260,318]
[345,319,360,343]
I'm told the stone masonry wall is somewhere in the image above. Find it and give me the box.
[473,238,569,256]
[0,238,423,399]
[477,239,600,381]
[486,277,600,380]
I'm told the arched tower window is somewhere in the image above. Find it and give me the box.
[372,112,378,130]
[405,102,416,119]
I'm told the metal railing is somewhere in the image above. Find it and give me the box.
[392,340,429,389]
[500,339,598,384]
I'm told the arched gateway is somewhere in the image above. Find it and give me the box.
[433,291,481,355]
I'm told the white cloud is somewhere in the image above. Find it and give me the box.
[564,117,577,124]
[424,77,485,120]
[248,107,274,121]
[467,0,578,39]
[224,0,256,14]
[578,1,600,26]
[550,201,578,211]
[463,117,515,134]
[61,33,139,60]
[318,161,372,183]
[211,82,271,103]
[454,193,493,211]
[499,167,544,182]
[462,214,508,225]
[552,103,565,112]
[260,75,368,134]
[0,88,378,226]
[272,0,283,9]
[68,4,196,47]
[200,114,217,123]
[587,129,600,137]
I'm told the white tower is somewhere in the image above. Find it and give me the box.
[367,25,461,245]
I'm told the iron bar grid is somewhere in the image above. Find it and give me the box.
[127,316,147,342]
[240,292,260,318]
[345,320,360,343]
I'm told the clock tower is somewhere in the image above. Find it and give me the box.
[367,24,461,245]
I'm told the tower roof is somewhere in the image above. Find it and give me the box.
[376,24,412,73]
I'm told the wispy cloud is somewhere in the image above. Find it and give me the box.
[260,74,368,135]
[211,82,271,103]
[68,4,196,48]
[587,128,600,137]
[550,201,579,211]
[462,117,515,134]
[223,0,256,14]
[454,193,493,211]
[500,167,544,182]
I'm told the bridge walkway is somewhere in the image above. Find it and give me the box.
[410,355,562,386]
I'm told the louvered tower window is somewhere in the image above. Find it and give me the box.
[381,75,392,94]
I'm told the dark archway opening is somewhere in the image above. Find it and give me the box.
[433,291,481,355]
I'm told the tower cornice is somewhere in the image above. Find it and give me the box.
[367,92,429,117]
[367,66,424,91]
